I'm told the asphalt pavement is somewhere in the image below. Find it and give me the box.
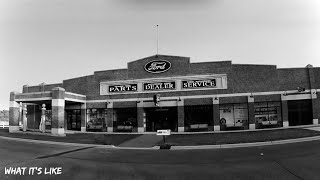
[1,137,320,179]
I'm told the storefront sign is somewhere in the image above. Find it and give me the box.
[144,60,171,73]
[143,82,175,91]
[182,79,216,89]
[156,129,171,136]
[108,84,138,92]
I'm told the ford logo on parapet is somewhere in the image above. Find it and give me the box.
[144,60,171,73]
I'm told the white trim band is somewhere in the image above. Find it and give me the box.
[249,124,255,130]
[9,126,20,132]
[65,92,86,98]
[281,94,312,101]
[51,128,65,135]
[107,127,113,132]
[15,97,52,102]
[88,89,320,104]
[9,101,20,108]
[138,127,144,133]
[313,119,319,125]
[65,98,86,103]
[52,99,65,107]
[178,127,185,132]
[214,125,220,131]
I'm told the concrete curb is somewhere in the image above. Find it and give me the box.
[170,136,320,150]
[0,136,114,148]
[63,124,320,135]
[113,146,160,150]
[1,134,320,150]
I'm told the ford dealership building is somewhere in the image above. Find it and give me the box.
[9,55,320,136]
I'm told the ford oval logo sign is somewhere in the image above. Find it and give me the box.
[144,60,171,73]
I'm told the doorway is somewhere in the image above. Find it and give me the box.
[288,100,313,126]
[146,107,177,132]
[66,110,81,130]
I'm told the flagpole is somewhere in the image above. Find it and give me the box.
[157,24,159,55]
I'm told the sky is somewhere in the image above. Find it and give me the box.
[0,0,320,110]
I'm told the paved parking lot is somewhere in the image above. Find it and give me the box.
[1,137,320,179]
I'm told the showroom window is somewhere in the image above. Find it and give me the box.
[184,105,213,131]
[86,109,107,131]
[113,108,137,132]
[219,103,249,130]
[254,102,282,129]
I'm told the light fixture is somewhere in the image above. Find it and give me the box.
[214,96,219,100]
[312,90,317,94]
[297,87,305,92]
[105,101,111,107]
[178,97,182,101]
[283,91,287,96]
[250,93,254,98]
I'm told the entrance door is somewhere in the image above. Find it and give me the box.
[66,110,81,130]
[146,107,177,132]
[288,100,313,126]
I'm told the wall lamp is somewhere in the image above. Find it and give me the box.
[283,91,288,96]
[214,96,219,100]
[177,97,182,101]
[297,87,305,92]
[105,101,111,107]
[249,93,254,98]
[312,89,317,94]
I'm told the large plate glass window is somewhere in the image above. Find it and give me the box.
[113,108,137,132]
[219,103,249,130]
[184,105,213,131]
[254,102,282,129]
[86,109,107,131]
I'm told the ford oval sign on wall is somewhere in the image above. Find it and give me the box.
[144,60,171,73]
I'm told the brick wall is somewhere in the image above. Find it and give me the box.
[94,69,128,82]
[277,68,310,91]
[313,68,320,89]
[231,64,279,93]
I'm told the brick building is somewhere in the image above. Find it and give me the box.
[9,55,320,135]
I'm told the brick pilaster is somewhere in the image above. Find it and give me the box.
[9,92,20,132]
[51,87,65,136]
[81,103,86,132]
[213,97,220,131]
[137,101,144,132]
[106,102,113,132]
[248,96,255,130]
[177,99,184,132]
[281,94,289,127]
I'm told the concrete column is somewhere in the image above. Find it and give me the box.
[213,97,220,131]
[137,101,145,133]
[9,92,20,132]
[248,96,255,130]
[22,104,27,132]
[311,89,319,124]
[177,99,184,132]
[51,87,65,136]
[106,102,113,132]
[81,103,86,132]
[281,95,289,127]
